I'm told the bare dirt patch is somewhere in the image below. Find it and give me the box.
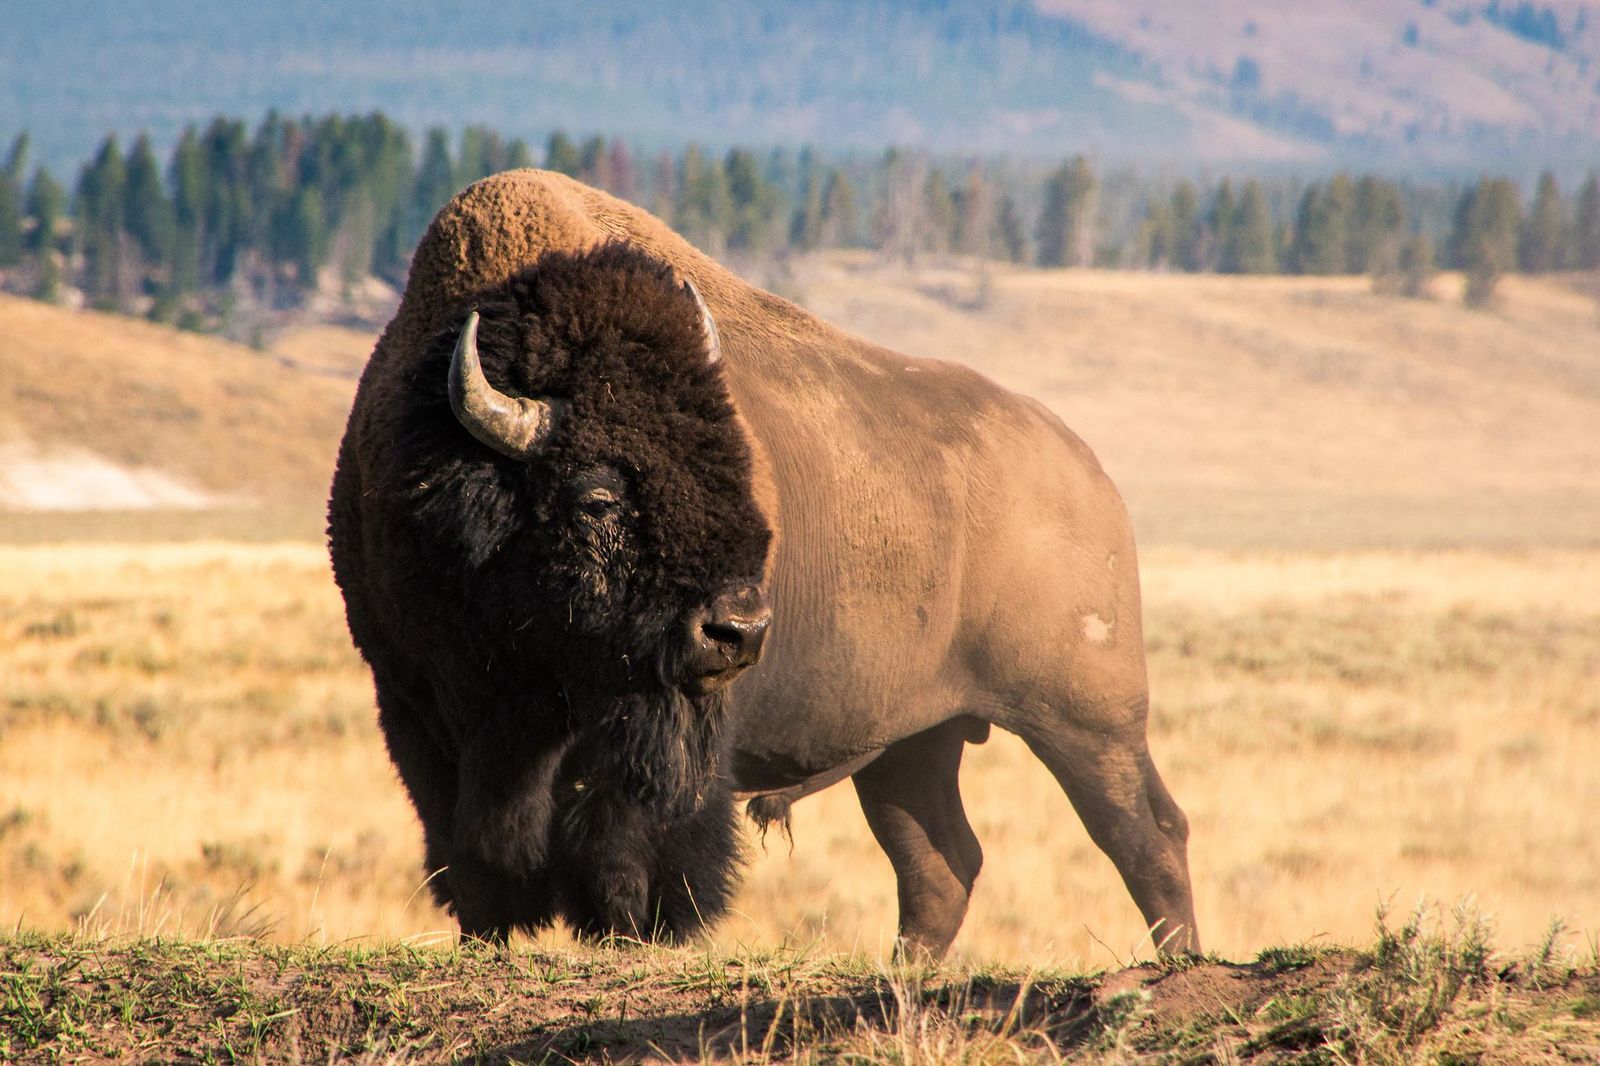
[0,442,219,510]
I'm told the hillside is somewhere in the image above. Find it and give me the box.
[6,1,1599,172]
[797,261,1600,496]
[0,294,363,509]
[6,264,1599,546]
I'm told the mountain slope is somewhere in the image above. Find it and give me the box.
[1044,0,1600,165]
[5,1,1598,173]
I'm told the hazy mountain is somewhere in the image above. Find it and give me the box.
[4,0,1598,175]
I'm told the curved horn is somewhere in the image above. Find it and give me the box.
[448,311,560,459]
[682,279,722,366]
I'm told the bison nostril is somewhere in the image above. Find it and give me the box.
[700,613,771,661]
[702,621,746,651]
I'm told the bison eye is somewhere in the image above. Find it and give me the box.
[578,486,621,519]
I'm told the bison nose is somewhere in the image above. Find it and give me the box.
[684,587,771,688]
[701,611,771,665]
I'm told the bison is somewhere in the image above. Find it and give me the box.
[328,170,1198,958]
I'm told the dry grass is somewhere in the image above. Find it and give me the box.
[3,541,1595,970]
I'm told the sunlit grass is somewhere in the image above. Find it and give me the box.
[3,542,1596,971]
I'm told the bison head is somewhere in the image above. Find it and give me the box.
[396,243,773,811]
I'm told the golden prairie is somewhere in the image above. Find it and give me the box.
[2,541,1595,967]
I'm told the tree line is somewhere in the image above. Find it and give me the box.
[1,113,1598,334]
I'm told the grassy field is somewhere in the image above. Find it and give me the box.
[3,541,1596,974]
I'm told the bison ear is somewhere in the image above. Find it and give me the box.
[448,310,563,459]
[682,279,722,366]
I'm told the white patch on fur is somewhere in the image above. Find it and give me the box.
[1082,612,1114,644]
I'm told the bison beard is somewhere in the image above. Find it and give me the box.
[446,682,740,942]
[551,642,741,937]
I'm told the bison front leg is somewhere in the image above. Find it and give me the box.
[449,713,570,941]
[371,679,460,911]
[852,718,984,960]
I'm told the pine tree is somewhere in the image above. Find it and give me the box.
[1399,234,1436,298]
[358,115,417,281]
[1137,200,1174,269]
[675,146,731,252]
[408,127,458,248]
[4,133,29,186]
[25,166,63,256]
[818,169,857,248]
[1288,181,1352,274]
[790,166,824,251]
[1036,156,1097,267]
[124,134,175,275]
[922,169,957,254]
[724,147,781,253]
[1519,171,1567,272]
[74,135,129,308]
[1350,175,1405,273]
[0,174,22,268]
[1452,177,1522,307]
[544,131,580,177]
[505,139,534,171]
[200,117,250,285]
[283,186,327,288]
[457,125,506,187]
[649,150,676,225]
[995,192,1026,263]
[605,139,635,202]
[1205,180,1235,272]
[0,140,31,291]
[169,126,208,295]
[1325,173,1356,270]
[244,114,290,254]
[1220,180,1277,274]
[1169,181,1203,271]
[876,148,927,262]
[954,168,992,258]
[578,136,607,188]
[1575,173,1600,270]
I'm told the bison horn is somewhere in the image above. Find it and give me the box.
[683,279,722,366]
[448,311,561,459]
